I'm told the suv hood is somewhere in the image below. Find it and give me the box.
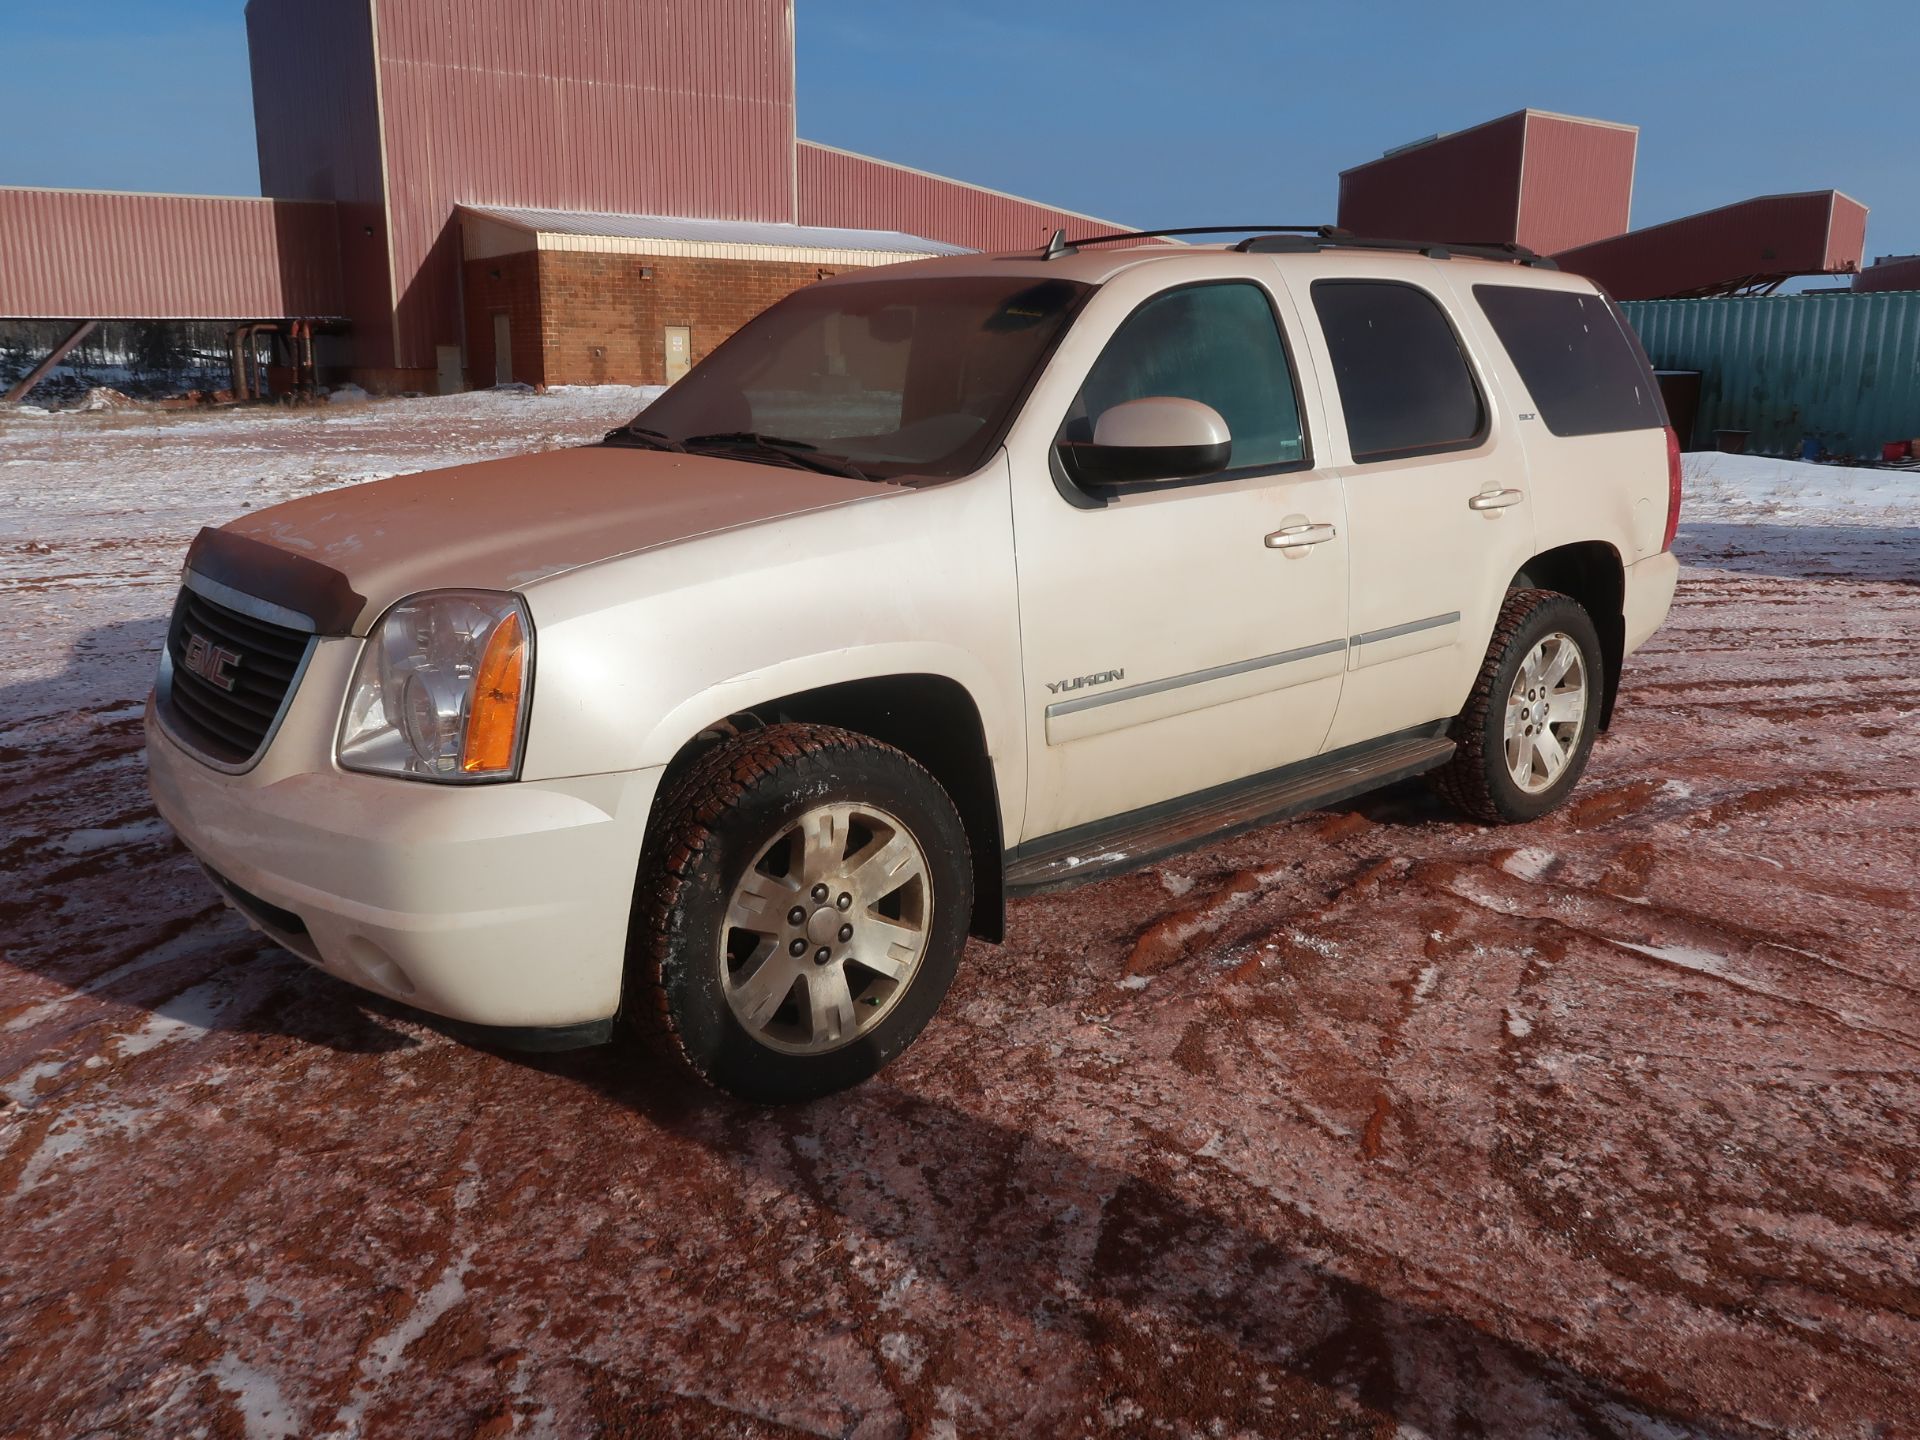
[187,445,891,634]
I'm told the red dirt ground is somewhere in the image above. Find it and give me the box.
[1,405,1915,1436]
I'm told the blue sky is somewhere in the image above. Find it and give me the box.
[4,1,1915,258]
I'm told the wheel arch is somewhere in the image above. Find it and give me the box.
[1511,541,1626,729]
[654,673,1007,943]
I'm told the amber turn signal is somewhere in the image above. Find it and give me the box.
[461,610,527,774]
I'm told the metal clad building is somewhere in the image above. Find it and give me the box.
[1856,255,1920,293]
[3,0,1126,391]
[4,16,1887,394]
[1623,291,1920,456]
[1337,110,1636,255]
[365,0,800,376]
[797,141,1120,253]
[0,188,343,320]
[1559,191,1868,302]
[246,0,391,362]
[1515,113,1640,256]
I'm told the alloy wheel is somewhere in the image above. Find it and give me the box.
[1503,632,1589,795]
[718,802,932,1055]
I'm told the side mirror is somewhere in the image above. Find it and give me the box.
[1061,396,1232,485]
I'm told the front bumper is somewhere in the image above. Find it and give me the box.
[146,704,662,1029]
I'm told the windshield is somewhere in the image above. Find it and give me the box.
[620,274,1092,481]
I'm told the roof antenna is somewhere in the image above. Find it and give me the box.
[1041,227,1076,260]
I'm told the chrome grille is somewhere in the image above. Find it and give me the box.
[160,585,314,767]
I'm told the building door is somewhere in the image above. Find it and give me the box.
[664,326,692,384]
[492,313,513,386]
[435,345,463,396]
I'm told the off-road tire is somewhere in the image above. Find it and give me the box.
[1431,588,1604,825]
[629,723,972,1102]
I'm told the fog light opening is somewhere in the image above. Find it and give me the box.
[345,936,418,998]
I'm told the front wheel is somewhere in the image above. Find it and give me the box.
[1432,589,1603,824]
[629,723,972,1102]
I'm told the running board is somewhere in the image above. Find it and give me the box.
[1004,731,1456,895]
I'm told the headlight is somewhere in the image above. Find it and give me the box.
[337,590,532,782]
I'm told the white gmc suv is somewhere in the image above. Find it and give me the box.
[147,227,1680,1100]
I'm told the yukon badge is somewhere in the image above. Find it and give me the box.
[183,633,242,692]
[1046,668,1124,696]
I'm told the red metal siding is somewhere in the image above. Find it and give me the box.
[1337,113,1526,246]
[0,188,343,320]
[247,0,393,365]
[796,142,1123,253]
[1855,255,1920,293]
[371,0,798,371]
[1825,196,1869,274]
[1555,192,1868,301]
[1515,114,1636,255]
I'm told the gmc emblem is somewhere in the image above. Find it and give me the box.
[183,633,242,692]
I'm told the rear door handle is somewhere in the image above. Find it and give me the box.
[1265,522,1337,549]
[1468,488,1525,511]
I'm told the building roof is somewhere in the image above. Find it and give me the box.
[460,205,971,262]
[1344,108,1639,175]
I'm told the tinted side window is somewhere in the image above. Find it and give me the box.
[1065,282,1306,472]
[1311,280,1486,463]
[1474,284,1661,436]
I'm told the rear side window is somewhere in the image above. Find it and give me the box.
[1064,281,1307,473]
[1311,280,1486,463]
[1474,284,1661,436]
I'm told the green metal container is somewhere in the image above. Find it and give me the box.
[1620,290,1920,459]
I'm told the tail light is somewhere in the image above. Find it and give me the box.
[1661,425,1682,552]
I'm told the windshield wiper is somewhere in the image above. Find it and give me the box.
[602,424,685,452]
[680,431,870,481]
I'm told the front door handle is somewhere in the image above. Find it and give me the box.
[1265,522,1337,549]
[1468,487,1525,511]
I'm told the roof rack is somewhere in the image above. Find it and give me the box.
[1034,225,1557,269]
[1237,233,1558,268]
[1039,225,1345,258]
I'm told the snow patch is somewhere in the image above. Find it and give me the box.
[1613,940,1735,980]
[1287,931,1341,958]
[1500,847,1556,881]
[1505,1009,1533,1039]
[14,1102,150,1192]
[2,1057,70,1108]
[206,1352,303,1440]
[58,817,172,855]
[4,923,230,1034]
[1682,451,1918,526]
[878,1331,925,1384]
[115,976,236,1058]
[331,1164,482,1432]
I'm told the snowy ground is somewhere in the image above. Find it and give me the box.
[1681,450,1919,527]
[2,406,1917,1437]
[1,385,660,718]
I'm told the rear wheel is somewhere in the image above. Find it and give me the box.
[630,723,972,1101]
[1432,589,1603,824]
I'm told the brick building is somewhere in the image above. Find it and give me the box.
[459,208,967,388]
